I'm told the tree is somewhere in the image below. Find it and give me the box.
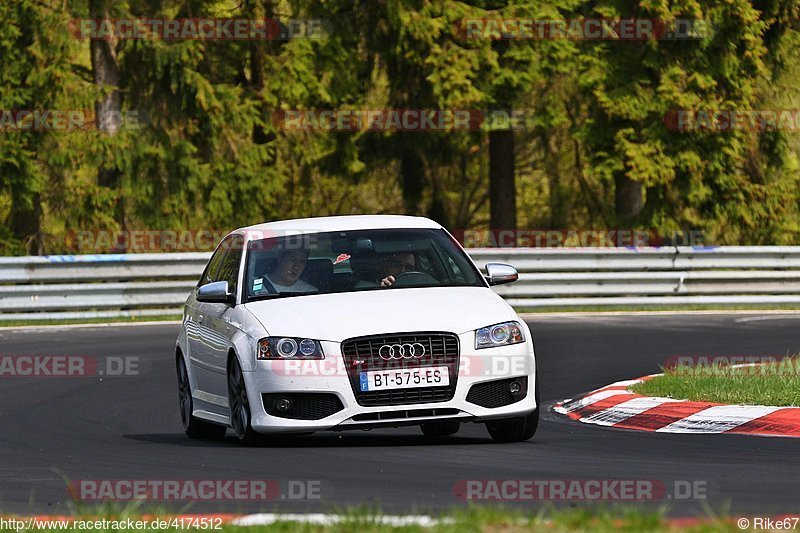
[577,0,800,242]
[0,0,85,254]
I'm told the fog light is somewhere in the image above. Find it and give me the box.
[275,398,292,412]
[508,381,522,395]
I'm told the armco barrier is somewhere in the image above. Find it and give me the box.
[2,247,800,320]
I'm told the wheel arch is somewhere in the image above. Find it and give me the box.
[226,347,238,374]
[229,330,257,372]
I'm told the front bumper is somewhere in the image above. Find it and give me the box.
[243,333,537,434]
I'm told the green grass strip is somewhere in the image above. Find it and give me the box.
[631,357,800,407]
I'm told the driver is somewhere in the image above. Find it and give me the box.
[379,252,417,287]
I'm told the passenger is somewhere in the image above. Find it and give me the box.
[256,250,317,294]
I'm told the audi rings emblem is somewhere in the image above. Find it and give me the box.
[378,343,426,360]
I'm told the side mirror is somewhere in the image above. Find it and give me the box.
[197,281,236,306]
[484,263,519,286]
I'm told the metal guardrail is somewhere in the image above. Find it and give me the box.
[0,253,208,320]
[3,247,800,320]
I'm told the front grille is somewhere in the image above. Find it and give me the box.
[466,376,528,408]
[341,332,460,407]
[262,393,344,420]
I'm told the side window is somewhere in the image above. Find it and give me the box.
[199,237,231,287]
[216,235,244,296]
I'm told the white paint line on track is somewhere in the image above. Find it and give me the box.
[557,389,633,413]
[733,315,800,323]
[656,405,783,434]
[580,396,682,426]
[523,310,800,319]
[232,513,448,527]
[599,379,644,388]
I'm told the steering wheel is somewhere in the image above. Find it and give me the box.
[391,271,438,287]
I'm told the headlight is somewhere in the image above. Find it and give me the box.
[257,337,324,360]
[475,321,524,349]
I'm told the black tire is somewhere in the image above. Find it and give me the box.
[227,356,264,446]
[420,420,461,437]
[485,375,540,443]
[177,356,227,440]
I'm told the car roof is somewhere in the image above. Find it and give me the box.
[236,215,442,240]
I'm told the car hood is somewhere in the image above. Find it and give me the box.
[243,286,516,341]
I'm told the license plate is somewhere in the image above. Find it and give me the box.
[359,366,449,392]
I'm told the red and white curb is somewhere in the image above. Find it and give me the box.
[554,375,800,437]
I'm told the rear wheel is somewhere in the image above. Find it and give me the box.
[485,375,540,443]
[227,356,264,446]
[420,420,461,437]
[177,356,226,440]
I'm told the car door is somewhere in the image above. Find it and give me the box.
[188,235,234,397]
[199,234,245,399]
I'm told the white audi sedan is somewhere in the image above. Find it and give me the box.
[176,215,538,445]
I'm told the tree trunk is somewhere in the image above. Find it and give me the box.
[489,129,516,230]
[247,0,276,146]
[90,0,121,135]
[89,0,125,247]
[545,133,567,229]
[10,189,43,255]
[400,139,425,214]
[614,173,643,223]
[427,175,450,229]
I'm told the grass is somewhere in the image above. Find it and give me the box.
[0,314,182,328]
[631,357,800,406]
[2,304,800,329]
[3,505,748,532]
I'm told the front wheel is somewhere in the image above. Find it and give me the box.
[485,408,539,443]
[177,356,226,440]
[227,356,264,446]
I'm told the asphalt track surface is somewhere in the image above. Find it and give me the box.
[1,314,799,517]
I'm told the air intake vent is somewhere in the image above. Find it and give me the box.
[466,377,528,408]
[262,393,344,420]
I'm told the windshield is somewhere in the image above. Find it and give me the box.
[244,228,484,301]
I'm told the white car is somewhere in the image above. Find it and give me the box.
[176,215,538,445]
